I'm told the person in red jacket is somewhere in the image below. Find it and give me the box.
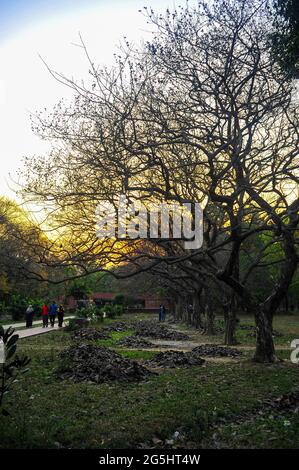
[41,303,49,328]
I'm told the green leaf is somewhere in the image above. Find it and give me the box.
[4,327,15,342]
[6,345,17,361]
[6,334,19,349]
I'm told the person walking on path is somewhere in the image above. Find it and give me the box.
[41,303,49,328]
[49,301,57,327]
[159,305,164,322]
[25,304,34,328]
[162,305,166,321]
[57,305,65,327]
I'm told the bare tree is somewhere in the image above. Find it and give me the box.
[22,0,298,362]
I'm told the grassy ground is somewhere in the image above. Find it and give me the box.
[0,313,299,449]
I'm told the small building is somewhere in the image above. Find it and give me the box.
[63,292,169,313]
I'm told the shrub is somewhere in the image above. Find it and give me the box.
[99,304,123,319]
[114,294,125,305]
[114,304,124,316]
[102,304,115,318]
[7,295,27,321]
[0,302,6,317]
[75,304,103,323]
[0,326,31,416]
[64,318,80,332]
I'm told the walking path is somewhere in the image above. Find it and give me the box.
[18,324,68,339]
[2,317,74,339]
[2,316,74,330]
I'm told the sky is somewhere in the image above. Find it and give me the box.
[0,0,180,200]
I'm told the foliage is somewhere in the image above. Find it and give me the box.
[64,318,80,332]
[68,281,92,300]
[0,197,52,298]
[114,304,124,317]
[99,303,124,319]
[7,295,27,321]
[75,304,101,322]
[0,274,10,300]
[0,326,30,416]
[271,0,299,77]
[0,302,6,317]
[114,294,125,305]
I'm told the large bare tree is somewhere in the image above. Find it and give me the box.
[22,0,299,362]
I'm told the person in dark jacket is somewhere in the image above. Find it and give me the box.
[57,305,65,327]
[159,305,166,322]
[48,301,58,327]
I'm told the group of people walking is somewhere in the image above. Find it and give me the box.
[25,301,65,329]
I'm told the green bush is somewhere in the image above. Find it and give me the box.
[114,294,125,305]
[0,302,6,317]
[75,304,103,323]
[64,318,80,332]
[100,303,123,319]
[101,304,115,318]
[7,295,27,321]
[114,304,124,316]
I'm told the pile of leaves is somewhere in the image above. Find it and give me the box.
[56,344,154,383]
[116,336,156,348]
[72,328,110,341]
[102,322,133,332]
[263,390,299,413]
[238,324,255,331]
[191,344,242,358]
[134,320,190,341]
[146,350,205,368]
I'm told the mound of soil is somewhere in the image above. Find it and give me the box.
[263,390,299,413]
[146,350,205,368]
[191,344,242,357]
[117,336,156,348]
[102,322,133,332]
[134,320,190,341]
[57,344,154,383]
[72,328,110,341]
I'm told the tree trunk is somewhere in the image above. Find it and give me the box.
[168,298,175,320]
[182,301,188,323]
[185,303,192,324]
[205,304,215,335]
[223,295,237,345]
[192,291,203,329]
[175,297,183,321]
[285,294,289,314]
[253,310,276,363]
[224,305,237,345]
